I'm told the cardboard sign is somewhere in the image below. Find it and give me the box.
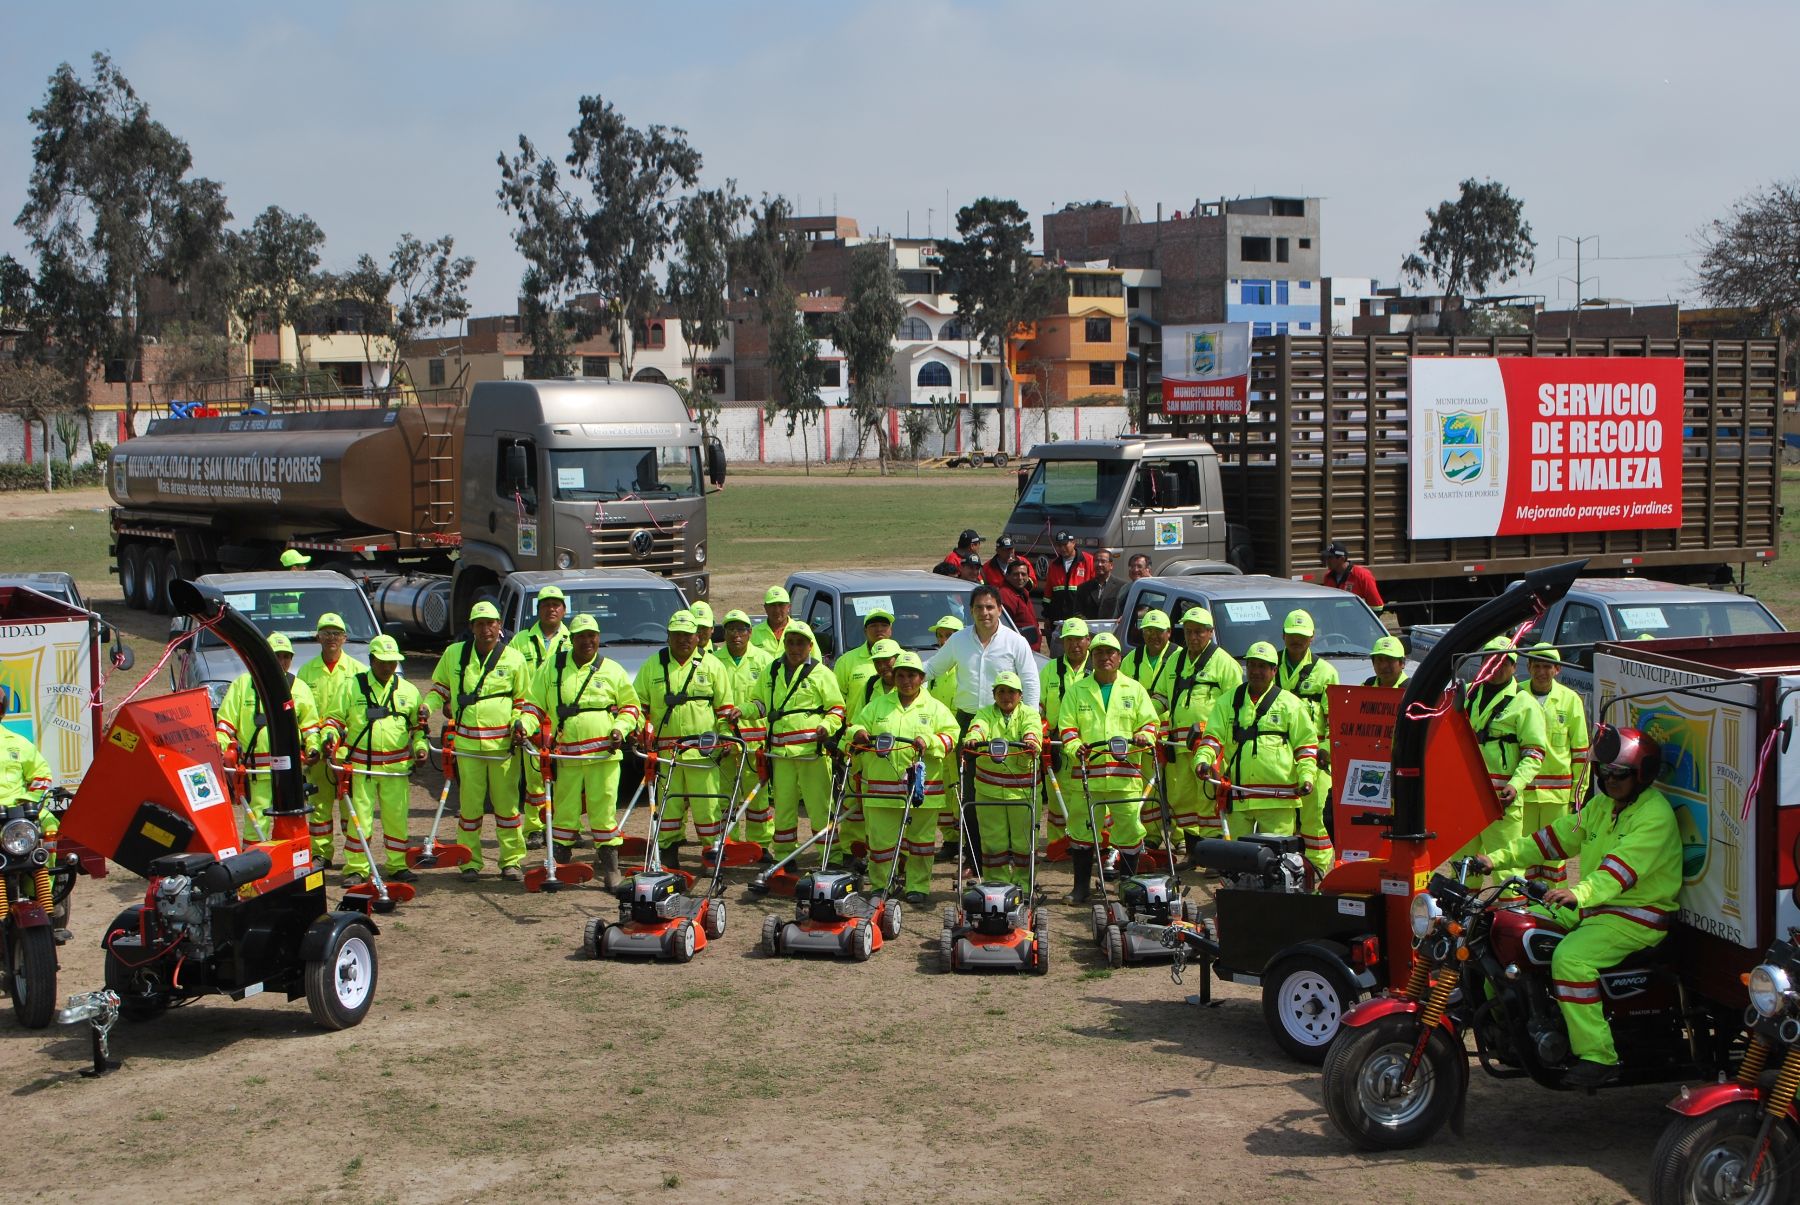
[1328,685,1400,864]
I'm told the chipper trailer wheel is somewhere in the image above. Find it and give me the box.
[1263,951,1359,1064]
[305,924,377,1031]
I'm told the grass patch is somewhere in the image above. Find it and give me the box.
[0,510,113,584]
[1078,968,1112,982]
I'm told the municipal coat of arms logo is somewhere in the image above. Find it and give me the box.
[1439,412,1484,483]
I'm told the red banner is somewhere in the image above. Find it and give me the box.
[1328,685,1400,865]
[1409,356,1685,540]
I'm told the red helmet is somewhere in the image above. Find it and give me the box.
[1591,724,1662,788]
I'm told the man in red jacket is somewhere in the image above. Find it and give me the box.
[1044,530,1095,629]
[997,559,1043,650]
[982,535,1038,591]
[1323,541,1383,610]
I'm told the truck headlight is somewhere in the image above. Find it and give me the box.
[1749,964,1794,1018]
[1410,893,1442,939]
[0,818,41,858]
[555,550,575,570]
[695,543,706,565]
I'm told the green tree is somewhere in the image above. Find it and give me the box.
[938,198,1064,456]
[667,185,746,429]
[332,234,474,393]
[1400,178,1536,331]
[0,361,79,490]
[227,206,325,376]
[733,197,822,470]
[900,404,931,465]
[831,245,903,474]
[498,95,702,378]
[16,53,230,434]
[1697,179,1800,377]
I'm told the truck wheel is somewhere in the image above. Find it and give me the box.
[119,543,148,610]
[1263,951,1358,1063]
[8,926,57,1028]
[305,923,378,1030]
[146,546,174,615]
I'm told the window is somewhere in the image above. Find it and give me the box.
[1126,287,1140,307]
[1299,237,1312,249]
[428,358,446,386]
[917,362,953,388]
[1240,236,1272,262]
[1084,317,1111,343]
[646,322,665,349]
[1070,275,1123,297]
[1240,280,1271,305]
[898,316,932,341]
[1298,322,1312,332]
[1299,280,1312,290]
[1253,322,1273,338]
[812,361,842,389]
[1553,603,1607,669]
[1333,296,1345,306]
[1125,589,1170,648]
[1089,362,1117,386]
[1277,237,1290,263]
[1276,280,1290,305]
[1276,323,1289,335]
[633,366,668,383]
[978,363,996,387]
[939,316,971,341]
[582,356,608,378]
[333,362,363,389]
[1272,198,1305,217]
[548,447,701,501]
[495,437,538,510]
[695,365,726,391]
[252,360,278,386]
[806,593,837,657]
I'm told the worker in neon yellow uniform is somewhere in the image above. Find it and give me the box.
[427,601,533,879]
[963,671,1043,888]
[1193,641,1317,842]
[837,636,901,862]
[0,686,55,833]
[1166,607,1242,853]
[1122,609,1178,858]
[1277,609,1338,877]
[717,609,775,852]
[523,613,640,888]
[845,650,958,905]
[297,612,366,867]
[1520,643,1588,887]
[1364,635,1409,689]
[1041,616,1092,859]
[928,616,962,712]
[321,635,425,886]
[1057,632,1159,900]
[751,586,818,659]
[508,585,571,846]
[833,606,895,703]
[1475,725,1680,1088]
[215,633,323,845]
[756,620,847,868]
[633,609,737,869]
[1456,636,1548,859]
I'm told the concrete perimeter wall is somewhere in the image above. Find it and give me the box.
[714,403,1135,465]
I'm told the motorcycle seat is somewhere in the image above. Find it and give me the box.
[1607,944,1673,972]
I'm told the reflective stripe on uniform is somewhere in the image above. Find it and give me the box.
[1581,903,1672,930]
[1551,978,1601,1003]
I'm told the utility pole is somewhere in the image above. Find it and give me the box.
[1558,234,1598,309]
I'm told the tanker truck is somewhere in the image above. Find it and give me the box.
[106,379,723,640]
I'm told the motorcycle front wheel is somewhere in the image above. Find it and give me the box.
[1322,1013,1464,1151]
[8,926,57,1028]
[1650,1101,1800,1205]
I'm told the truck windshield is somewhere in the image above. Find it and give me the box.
[1012,459,1132,527]
[549,448,701,501]
[840,590,985,654]
[1607,600,1781,641]
[197,587,378,646]
[1210,595,1388,658]
[555,586,682,646]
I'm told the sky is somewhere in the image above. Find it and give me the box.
[1,0,1793,319]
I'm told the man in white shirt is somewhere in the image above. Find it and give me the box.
[925,585,1041,866]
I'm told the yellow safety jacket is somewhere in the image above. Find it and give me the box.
[751,619,819,660]
[754,656,846,759]
[633,648,737,761]
[1279,651,1338,757]
[508,622,572,676]
[0,729,55,832]
[1168,640,1243,748]
[1493,784,1682,929]
[719,647,775,747]
[1195,684,1317,811]
[1465,679,1548,795]
[1056,674,1159,791]
[1524,680,1589,804]
[1122,643,1178,719]
[297,652,367,720]
[846,692,958,803]
[524,649,640,761]
[325,671,426,769]
[964,704,1043,800]
[428,641,531,753]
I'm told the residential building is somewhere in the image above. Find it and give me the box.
[1013,265,1128,407]
[1322,276,1380,335]
[1121,267,1162,397]
[1041,196,1324,335]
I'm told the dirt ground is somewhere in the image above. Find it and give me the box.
[4,485,1673,1204]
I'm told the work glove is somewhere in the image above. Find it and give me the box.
[1299,775,1317,796]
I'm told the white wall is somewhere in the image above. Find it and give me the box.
[710,403,1134,465]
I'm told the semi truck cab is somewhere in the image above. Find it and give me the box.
[1003,437,1248,579]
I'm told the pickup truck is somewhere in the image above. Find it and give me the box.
[494,569,689,679]
[1407,577,1784,708]
[783,570,1035,665]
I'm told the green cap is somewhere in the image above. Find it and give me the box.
[689,601,715,627]
[1059,616,1089,639]
[1524,642,1561,663]
[368,634,405,662]
[268,633,294,655]
[1370,635,1406,660]
[1244,640,1280,665]
[764,586,791,605]
[667,611,698,634]
[315,612,347,633]
[993,671,1023,692]
[1180,607,1215,628]
[469,600,501,623]
[1283,609,1315,636]
[279,549,311,568]
[1090,633,1122,652]
[535,585,566,604]
[781,620,815,642]
[892,650,925,672]
[1636,633,1657,641]
[870,638,903,660]
[568,614,600,635]
[862,607,895,626]
[1138,609,1171,631]
[722,609,753,628]
[1483,635,1516,654]
[934,614,965,634]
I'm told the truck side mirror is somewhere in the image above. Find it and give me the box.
[504,444,528,491]
[382,621,407,643]
[706,436,726,487]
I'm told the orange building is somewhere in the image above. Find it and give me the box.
[1011,266,1127,407]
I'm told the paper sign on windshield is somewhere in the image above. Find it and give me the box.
[1223,601,1269,623]
[224,593,256,612]
[852,595,894,617]
[1617,606,1670,630]
[557,467,585,490]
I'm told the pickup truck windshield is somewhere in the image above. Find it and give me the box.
[1210,594,1388,658]
[550,448,701,501]
[1607,600,1781,641]
[1012,459,1132,527]
[552,586,682,646]
[839,590,993,654]
[197,587,378,646]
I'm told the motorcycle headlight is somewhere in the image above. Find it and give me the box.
[207,681,231,710]
[0,817,41,858]
[1749,964,1794,1019]
[1410,893,1443,939]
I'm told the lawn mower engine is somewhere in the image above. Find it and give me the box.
[618,871,684,925]
[764,870,883,960]
[796,870,869,923]
[963,881,1025,937]
[1193,834,1307,894]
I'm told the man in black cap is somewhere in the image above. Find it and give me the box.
[982,535,1038,591]
[1044,529,1095,630]
[934,528,984,577]
[1322,541,1383,610]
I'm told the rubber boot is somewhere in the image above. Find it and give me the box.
[1066,849,1094,904]
[1118,851,1140,879]
[1184,834,1203,871]
[663,842,682,871]
[598,846,619,891]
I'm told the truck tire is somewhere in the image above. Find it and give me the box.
[120,543,150,611]
[147,546,175,615]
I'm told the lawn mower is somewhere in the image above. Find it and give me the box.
[745,751,839,897]
[58,580,379,1034]
[937,740,1047,975]
[761,736,913,961]
[584,732,743,961]
[1072,737,1196,967]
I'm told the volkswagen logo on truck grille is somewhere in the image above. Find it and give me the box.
[629,529,655,559]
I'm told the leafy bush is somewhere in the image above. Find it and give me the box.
[0,458,105,491]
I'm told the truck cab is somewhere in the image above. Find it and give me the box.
[1003,437,1247,579]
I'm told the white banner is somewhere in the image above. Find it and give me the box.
[0,617,97,790]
